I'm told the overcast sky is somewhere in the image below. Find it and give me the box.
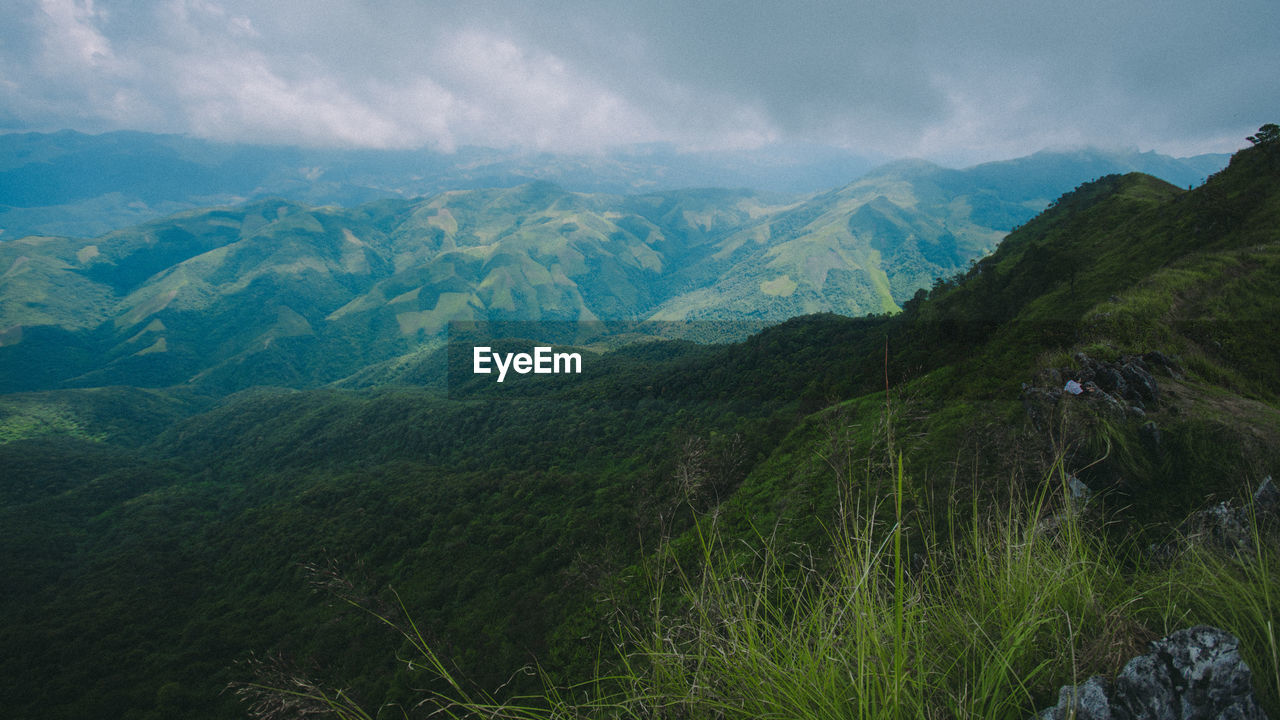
[1,0,1276,165]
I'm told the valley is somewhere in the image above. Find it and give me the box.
[1,132,1277,720]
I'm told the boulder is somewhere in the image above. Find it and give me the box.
[1035,626,1269,720]
[1113,626,1268,720]
[1039,676,1115,720]
[1049,351,1161,414]
[1180,500,1255,554]
[1083,381,1126,415]
[1148,476,1277,562]
[1096,365,1129,396]
[1068,474,1094,502]
[1142,350,1185,379]
[1121,362,1159,404]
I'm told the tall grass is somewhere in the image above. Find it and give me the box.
[1140,491,1280,712]
[239,466,1280,720]
[602,460,1134,720]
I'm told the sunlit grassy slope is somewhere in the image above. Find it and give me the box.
[0,150,1227,394]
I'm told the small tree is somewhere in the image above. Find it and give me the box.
[1246,123,1279,146]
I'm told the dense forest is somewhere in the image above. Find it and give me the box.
[2,132,1279,719]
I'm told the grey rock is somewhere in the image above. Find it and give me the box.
[1113,626,1268,720]
[1181,500,1255,555]
[1097,366,1128,395]
[1255,476,1279,517]
[1039,676,1114,720]
[1121,362,1159,404]
[1148,477,1277,562]
[1069,474,1094,502]
[1034,626,1269,720]
[1142,350,1185,379]
[1140,421,1162,452]
[1023,385,1061,431]
[1081,381,1126,415]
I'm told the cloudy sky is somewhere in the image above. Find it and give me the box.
[1,0,1276,164]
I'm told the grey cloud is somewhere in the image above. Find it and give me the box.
[1,0,1276,162]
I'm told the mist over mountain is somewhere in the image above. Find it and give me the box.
[0,130,1226,241]
[0,131,883,240]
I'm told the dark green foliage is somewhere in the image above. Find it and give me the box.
[1247,123,1279,146]
[1,138,1277,720]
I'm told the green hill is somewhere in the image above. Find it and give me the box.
[0,133,1277,719]
[0,148,1232,395]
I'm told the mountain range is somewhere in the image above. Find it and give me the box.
[0,131,1225,241]
[1,131,1277,720]
[0,134,1229,393]
[0,131,887,240]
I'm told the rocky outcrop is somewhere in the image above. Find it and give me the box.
[1069,351,1168,410]
[1037,626,1270,720]
[1149,476,1280,561]
[1021,349,1182,432]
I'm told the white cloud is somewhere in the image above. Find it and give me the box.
[1,0,1276,160]
[172,51,406,147]
[37,0,116,70]
[429,29,659,151]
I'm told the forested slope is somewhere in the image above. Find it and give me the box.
[1,137,1277,719]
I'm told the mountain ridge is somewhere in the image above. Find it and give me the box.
[0,129,1227,240]
[1,131,1277,720]
[0,144,1234,394]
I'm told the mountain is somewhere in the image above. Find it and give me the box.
[622,149,1231,321]
[1,133,1276,719]
[0,186,782,392]
[0,130,883,240]
[646,158,1030,319]
[0,146,1233,394]
[0,130,1225,241]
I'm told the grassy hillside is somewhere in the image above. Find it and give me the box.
[0,137,1275,720]
[1,149,1232,395]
